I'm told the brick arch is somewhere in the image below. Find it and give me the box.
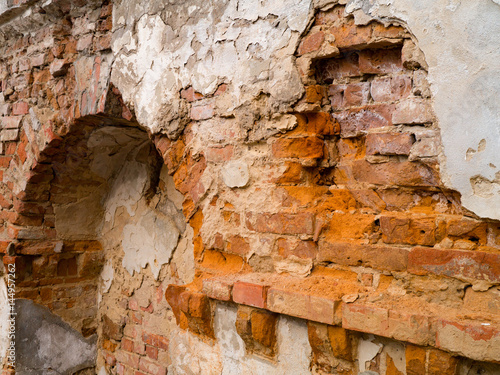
[0,82,198,373]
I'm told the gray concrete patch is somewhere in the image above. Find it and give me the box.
[15,299,96,375]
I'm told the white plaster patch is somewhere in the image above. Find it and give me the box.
[221,160,250,188]
[100,260,114,294]
[122,210,180,280]
[212,303,312,374]
[105,161,148,225]
[358,335,383,372]
[168,327,223,374]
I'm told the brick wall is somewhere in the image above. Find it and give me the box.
[0,1,499,374]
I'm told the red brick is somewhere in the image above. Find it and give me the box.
[226,235,251,256]
[115,350,140,368]
[233,281,267,309]
[245,212,315,235]
[343,82,370,107]
[370,75,412,102]
[366,132,414,156]
[205,145,234,162]
[181,87,203,102]
[317,241,408,271]
[190,103,214,120]
[298,31,325,55]
[446,217,487,244]
[272,137,324,159]
[1,116,22,129]
[380,215,436,246]
[351,160,439,186]
[121,338,134,352]
[330,22,372,49]
[408,247,500,284]
[12,102,29,115]
[334,104,393,138]
[277,238,317,259]
[145,345,158,360]
[142,332,169,350]
[359,48,403,74]
[317,52,360,82]
[139,357,167,375]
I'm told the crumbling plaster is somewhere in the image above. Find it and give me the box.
[343,0,500,221]
[167,303,312,374]
[111,0,500,221]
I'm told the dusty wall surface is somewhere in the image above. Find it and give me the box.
[0,0,499,374]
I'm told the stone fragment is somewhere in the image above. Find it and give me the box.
[221,160,249,188]
[402,39,428,70]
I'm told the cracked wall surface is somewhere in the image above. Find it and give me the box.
[0,0,500,374]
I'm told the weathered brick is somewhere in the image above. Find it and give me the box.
[267,287,338,325]
[318,241,408,272]
[380,215,436,246]
[202,278,232,301]
[138,357,167,375]
[233,281,267,309]
[245,212,315,235]
[435,319,500,362]
[115,350,140,369]
[342,304,431,345]
[392,98,434,125]
[351,160,439,186]
[370,75,412,102]
[343,82,370,107]
[330,22,372,49]
[428,348,459,375]
[190,103,214,120]
[317,52,360,82]
[12,102,29,115]
[226,235,250,256]
[408,247,500,283]
[251,309,278,349]
[406,344,426,375]
[334,104,393,138]
[359,48,403,74]
[142,332,169,350]
[298,32,325,55]
[293,112,340,136]
[205,145,234,162]
[272,136,324,159]
[277,238,317,259]
[327,326,353,361]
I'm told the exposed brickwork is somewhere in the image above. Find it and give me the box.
[1,1,500,374]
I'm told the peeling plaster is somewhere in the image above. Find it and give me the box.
[111,0,312,136]
[345,0,500,220]
[358,335,383,372]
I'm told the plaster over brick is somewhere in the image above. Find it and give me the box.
[345,0,500,220]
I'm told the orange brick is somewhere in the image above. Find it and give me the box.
[272,137,324,159]
[233,281,267,309]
